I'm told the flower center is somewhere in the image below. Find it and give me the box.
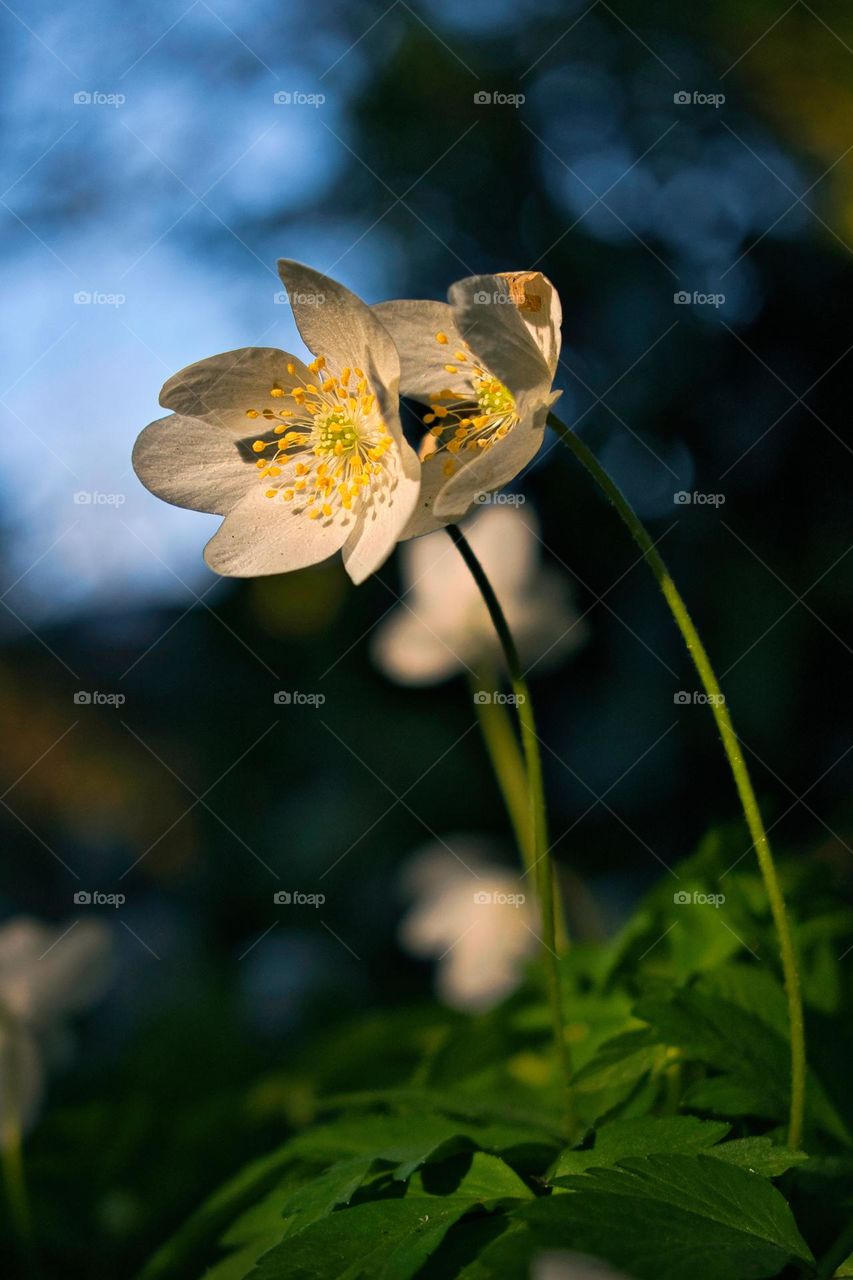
[244,357,394,522]
[420,332,519,477]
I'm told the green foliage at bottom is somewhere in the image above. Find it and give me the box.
[139,830,853,1279]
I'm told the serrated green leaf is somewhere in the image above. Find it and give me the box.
[636,986,849,1142]
[551,1116,731,1180]
[706,1137,807,1177]
[520,1154,813,1280]
[282,1110,557,1181]
[571,1029,665,1094]
[248,1153,530,1280]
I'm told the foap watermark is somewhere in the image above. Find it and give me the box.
[274,690,326,707]
[74,490,126,506]
[73,291,126,307]
[673,690,725,707]
[473,890,526,907]
[673,90,725,108]
[273,90,325,107]
[473,90,525,108]
[73,90,125,108]
[473,491,526,506]
[74,889,126,908]
[74,690,126,707]
[472,289,515,305]
[673,490,725,507]
[473,691,526,706]
[673,889,726,908]
[674,290,725,308]
[274,289,325,306]
[273,890,325,907]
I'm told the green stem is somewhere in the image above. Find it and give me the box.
[448,524,573,1120]
[549,411,806,1148]
[470,671,535,875]
[1,1040,39,1277]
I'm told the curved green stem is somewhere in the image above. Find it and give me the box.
[1,1022,39,1277]
[448,524,573,1121]
[470,671,535,875]
[549,411,806,1148]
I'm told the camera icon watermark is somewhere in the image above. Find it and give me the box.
[673,290,725,308]
[473,90,525,107]
[472,289,514,305]
[673,889,726,908]
[73,490,126,506]
[673,690,726,706]
[73,690,126,707]
[473,890,526,907]
[73,90,125,108]
[274,289,326,305]
[74,889,126,908]
[673,490,725,507]
[273,90,325,107]
[673,90,725,108]
[73,291,126,307]
[473,491,526,506]
[473,691,526,706]
[273,889,325,906]
[273,690,326,707]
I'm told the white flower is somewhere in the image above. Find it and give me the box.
[371,504,586,685]
[133,261,421,584]
[0,918,113,1145]
[374,271,562,536]
[398,839,538,1012]
[532,1253,635,1280]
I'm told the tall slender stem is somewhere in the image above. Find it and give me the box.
[1,1031,39,1278]
[448,524,573,1118]
[548,411,806,1148]
[470,671,535,875]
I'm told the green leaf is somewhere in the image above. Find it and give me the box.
[518,1154,813,1280]
[552,1116,731,1180]
[834,1251,853,1277]
[137,1147,304,1280]
[571,1029,665,1094]
[282,1110,556,1180]
[636,985,849,1142]
[249,1153,531,1280]
[706,1137,808,1178]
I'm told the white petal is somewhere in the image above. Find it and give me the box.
[341,444,421,585]
[277,260,400,391]
[203,484,351,577]
[160,347,313,430]
[448,274,552,394]
[372,299,465,402]
[433,395,550,521]
[400,453,459,540]
[132,413,255,516]
[497,271,562,377]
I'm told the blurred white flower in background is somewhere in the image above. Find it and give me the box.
[531,1252,635,1280]
[372,504,586,685]
[398,838,538,1012]
[0,918,113,1147]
